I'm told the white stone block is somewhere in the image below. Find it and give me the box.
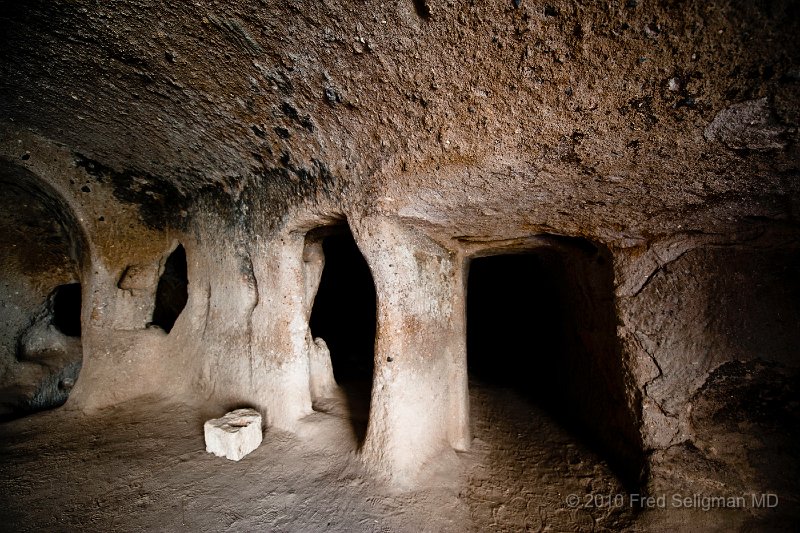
[204,408,263,461]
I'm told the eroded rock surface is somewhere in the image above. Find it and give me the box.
[705,98,788,151]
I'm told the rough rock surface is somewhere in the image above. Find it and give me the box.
[704,97,788,151]
[0,164,83,417]
[204,408,263,461]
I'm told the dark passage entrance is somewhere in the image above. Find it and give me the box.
[51,283,82,337]
[309,229,376,384]
[467,255,563,386]
[309,226,376,442]
[152,244,188,333]
[467,240,644,488]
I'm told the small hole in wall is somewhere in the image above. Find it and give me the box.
[413,0,431,19]
[51,283,82,337]
[151,244,188,333]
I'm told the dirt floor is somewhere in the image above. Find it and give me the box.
[0,379,787,532]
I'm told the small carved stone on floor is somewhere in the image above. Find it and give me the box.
[204,408,263,461]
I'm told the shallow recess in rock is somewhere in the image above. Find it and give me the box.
[0,166,84,418]
[151,244,188,333]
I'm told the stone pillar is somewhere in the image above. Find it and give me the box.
[448,257,470,451]
[112,261,160,330]
[249,231,313,430]
[352,216,469,484]
[68,251,179,411]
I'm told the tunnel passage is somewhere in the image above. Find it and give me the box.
[308,225,377,439]
[151,244,188,333]
[466,239,644,487]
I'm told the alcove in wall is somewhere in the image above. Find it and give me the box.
[0,162,86,418]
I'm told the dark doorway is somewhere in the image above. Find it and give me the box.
[152,244,188,333]
[309,229,376,383]
[467,254,563,386]
[51,283,82,337]
[309,226,376,442]
[466,241,643,488]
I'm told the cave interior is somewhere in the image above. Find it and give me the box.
[0,0,798,531]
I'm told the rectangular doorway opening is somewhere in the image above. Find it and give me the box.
[466,238,644,490]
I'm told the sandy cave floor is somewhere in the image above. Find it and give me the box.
[0,380,773,532]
